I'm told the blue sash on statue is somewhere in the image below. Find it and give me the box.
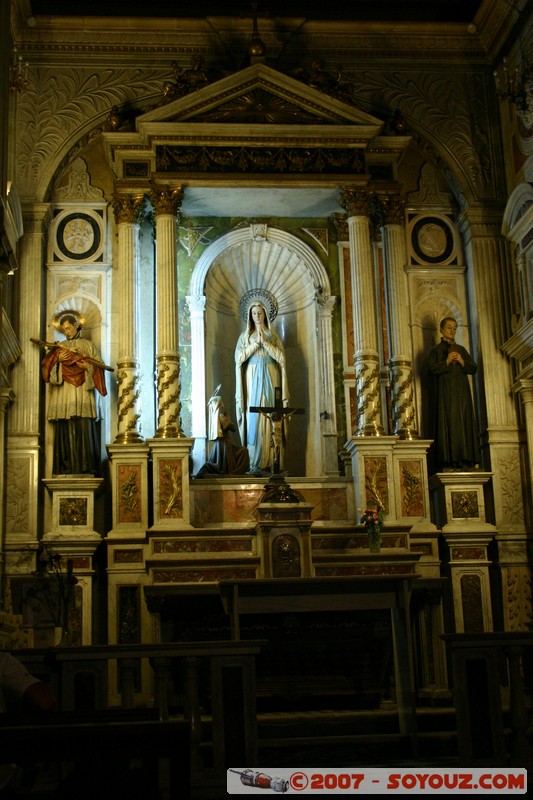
[247,353,275,445]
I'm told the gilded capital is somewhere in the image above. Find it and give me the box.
[380,195,405,226]
[331,212,348,241]
[338,187,373,218]
[150,185,184,217]
[112,194,146,225]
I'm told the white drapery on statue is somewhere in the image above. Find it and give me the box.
[235,294,289,474]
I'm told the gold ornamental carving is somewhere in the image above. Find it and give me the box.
[380,195,405,226]
[364,457,388,512]
[331,213,348,241]
[112,194,145,225]
[399,461,423,517]
[338,188,374,218]
[451,491,479,519]
[149,185,183,217]
[160,462,182,518]
[59,497,88,526]
[118,465,141,523]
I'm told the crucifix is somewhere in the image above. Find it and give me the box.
[249,387,304,475]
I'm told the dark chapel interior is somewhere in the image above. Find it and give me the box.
[1,0,533,796]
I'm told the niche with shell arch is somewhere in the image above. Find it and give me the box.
[188,225,335,477]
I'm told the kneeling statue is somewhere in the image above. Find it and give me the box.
[195,387,249,478]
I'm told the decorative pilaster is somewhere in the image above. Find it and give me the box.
[495,376,533,631]
[458,209,526,532]
[7,204,50,557]
[339,188,384,436]
[315,290,339,475]
[151,186,184,439]
[380,195,418,439]
[112,194,145,444]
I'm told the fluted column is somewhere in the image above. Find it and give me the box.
[381,195,418,439]
[7,204,49,550]
[458,209,517,432]
[339,188,384,435]
[316,290,339,474]
[112,194,145,444]
[8,205,50,437]
[186,293,207,471]
[150,186,183,439]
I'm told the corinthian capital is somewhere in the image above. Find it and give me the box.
[150,185,184,217]
[338,187,374,218]
[380,195,405,226]
[112,194,146,225]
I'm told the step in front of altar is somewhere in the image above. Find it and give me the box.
[189,476,353,527]
[145,523,418,585]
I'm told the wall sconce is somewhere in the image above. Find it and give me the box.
[10,48,29,93]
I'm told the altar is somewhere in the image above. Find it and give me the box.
[219,575,419,752]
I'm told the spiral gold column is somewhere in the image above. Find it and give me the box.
[339,187,384,436]
[380,195,418,439]
[150,185,184,439]
[112,194,145,444]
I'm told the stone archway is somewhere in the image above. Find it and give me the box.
[187,224,337,476]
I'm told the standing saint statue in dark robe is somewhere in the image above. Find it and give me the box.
[194,389,249,478]
[427,316,480,471]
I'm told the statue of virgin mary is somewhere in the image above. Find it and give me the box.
[234,291,289,475]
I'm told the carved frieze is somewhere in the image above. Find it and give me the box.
[113,549,144,563]
[152,538,252,553]
[152,568,257,582]
[156,144,365,175]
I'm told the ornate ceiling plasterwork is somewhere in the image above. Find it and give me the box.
[11,7,506,207]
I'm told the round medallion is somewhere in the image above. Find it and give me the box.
[411,216,454,264]
[56,212,101,260]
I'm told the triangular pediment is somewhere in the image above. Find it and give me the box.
[104,63,411,189]
[137,63,383,133]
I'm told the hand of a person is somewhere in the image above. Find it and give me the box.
[447,350,464,367]
[58,347,72,362]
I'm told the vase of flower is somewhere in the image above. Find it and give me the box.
[360,505,385,554]
[367,526,382,553]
